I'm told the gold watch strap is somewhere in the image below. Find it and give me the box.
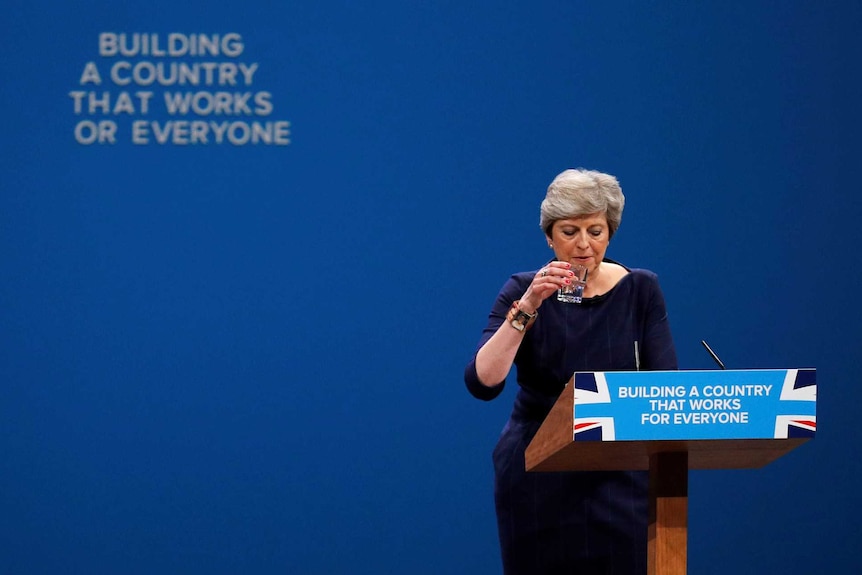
[506,300,537,332]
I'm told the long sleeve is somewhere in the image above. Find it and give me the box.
[464,274,530,401]
[639,271,678,371]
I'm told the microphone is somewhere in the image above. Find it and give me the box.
[700,340,726,370]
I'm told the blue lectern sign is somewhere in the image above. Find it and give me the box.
[572,369,816,442]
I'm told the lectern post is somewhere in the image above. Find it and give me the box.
[648,451,688,574]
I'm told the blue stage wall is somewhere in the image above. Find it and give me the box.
[2,2,860,573]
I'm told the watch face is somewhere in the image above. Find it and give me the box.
[507,302,533,332]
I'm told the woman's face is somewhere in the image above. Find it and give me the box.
[547,212,610,274]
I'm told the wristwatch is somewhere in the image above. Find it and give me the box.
[507,300,537,332]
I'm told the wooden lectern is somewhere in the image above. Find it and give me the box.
[525,369,816,575]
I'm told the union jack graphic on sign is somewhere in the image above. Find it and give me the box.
[774,368,816,439]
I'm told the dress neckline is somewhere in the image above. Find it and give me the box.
[572,257,631,306]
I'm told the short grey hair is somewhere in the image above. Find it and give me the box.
[539,168,625,237]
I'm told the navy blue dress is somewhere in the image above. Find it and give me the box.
[465,262,678,575]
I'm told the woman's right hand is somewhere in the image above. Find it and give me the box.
[518,261,574,313]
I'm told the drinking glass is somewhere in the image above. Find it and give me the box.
[557,263,588,303]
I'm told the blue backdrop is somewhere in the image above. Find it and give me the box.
[2,1,860,573]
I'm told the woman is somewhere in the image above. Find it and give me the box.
[464,168,678,575]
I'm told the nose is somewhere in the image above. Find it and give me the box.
[575,230,590,248]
